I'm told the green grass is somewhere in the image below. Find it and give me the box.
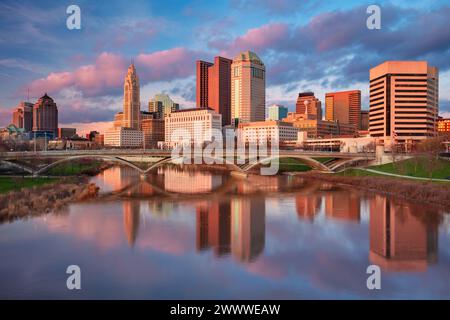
[276,158,312,172]
[0,177,58,193]
[47,161,102,176]
[369,158,450,179]
[312,157,335,163]
[335,168,384,177]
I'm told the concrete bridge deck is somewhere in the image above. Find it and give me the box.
[0,149,376,176]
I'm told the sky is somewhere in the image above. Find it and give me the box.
[0,0,449,135]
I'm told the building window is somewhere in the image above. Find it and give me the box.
[234,67,240,77]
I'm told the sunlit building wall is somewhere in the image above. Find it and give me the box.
[231,51,265,124]
[369,61,439,144]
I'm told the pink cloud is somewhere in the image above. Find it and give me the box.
[136,47,197,82]
[26,52,127,97]
[24,48,199,99]
[60,121,113,136]
[209,23,290,58]
[233,23,289,52]
[0,107,14,126]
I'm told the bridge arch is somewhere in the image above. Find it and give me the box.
[0,160,34,174]
[144,154,245,173]
[241,155,332,173]
[327,157,369,172]
[35,155,144,175]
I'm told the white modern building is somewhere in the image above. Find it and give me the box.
[238,120,299,144]
[104,127,143,147]
[163,108,222,148]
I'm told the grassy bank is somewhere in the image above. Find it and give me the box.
[0,177,58,194]
[368,158,450,179]
[278,158,312,172]
[46,160,106,176]
[302,171,450,207]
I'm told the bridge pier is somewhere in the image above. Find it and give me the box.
[230,171,248,178]
[140,173,148,180]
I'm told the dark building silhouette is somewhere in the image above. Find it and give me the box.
[33,93,58,136]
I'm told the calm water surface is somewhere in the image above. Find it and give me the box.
[1,165,450,299]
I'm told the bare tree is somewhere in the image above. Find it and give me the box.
[417,136,445,180]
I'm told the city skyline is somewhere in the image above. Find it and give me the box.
[1,1,449,136]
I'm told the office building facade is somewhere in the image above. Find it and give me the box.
[369,61,439,144]
[238,121,299,144]
[267,104,288,121]
[296,92,322,120]
[325,90,361,129]
[32,93,58,136]
[164,108,222,148]
[12,102,33,132]
[148,93,179,119]
[231,51,265,125]
[104,127,143,147]
[142,118,164,148]
[196,56,232,126]
[360,110,369,130]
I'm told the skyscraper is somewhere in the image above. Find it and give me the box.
[12,101,33,132]
[196,56,232,125]
[123,64,140,130]
[295,92,322,120]
[231,51,265,125]
[369,61,439,144]
[32,93,58,136]
[148,93,179,119]
[325,90,361,129]
[196,60,213,108]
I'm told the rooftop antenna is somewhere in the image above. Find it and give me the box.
[27,88,30,102]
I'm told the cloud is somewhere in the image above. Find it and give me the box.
[24,48,200,99]
[206,4,450,108]
[0,58,48,74]
[60,121,113,136]
[26,52,127,98]
[211,23,290,57]
[136,47,198,82]
[230,0,315,15]
[0,107,13,126]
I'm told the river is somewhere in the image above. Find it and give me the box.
[0,165,449,299]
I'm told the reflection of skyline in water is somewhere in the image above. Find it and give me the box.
[295,191,361,222]
[369,195,439,272]
[2,165,449,299]
[162,167,223,194]
[95,166,444,272]
[196,197,265,262]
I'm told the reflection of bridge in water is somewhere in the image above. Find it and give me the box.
[0,149,375,176]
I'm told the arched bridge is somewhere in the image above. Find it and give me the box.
[0,149,375,176]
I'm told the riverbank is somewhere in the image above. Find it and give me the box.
[0,177,58,193]
[0,177,99,223]
[300,171,450,208]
